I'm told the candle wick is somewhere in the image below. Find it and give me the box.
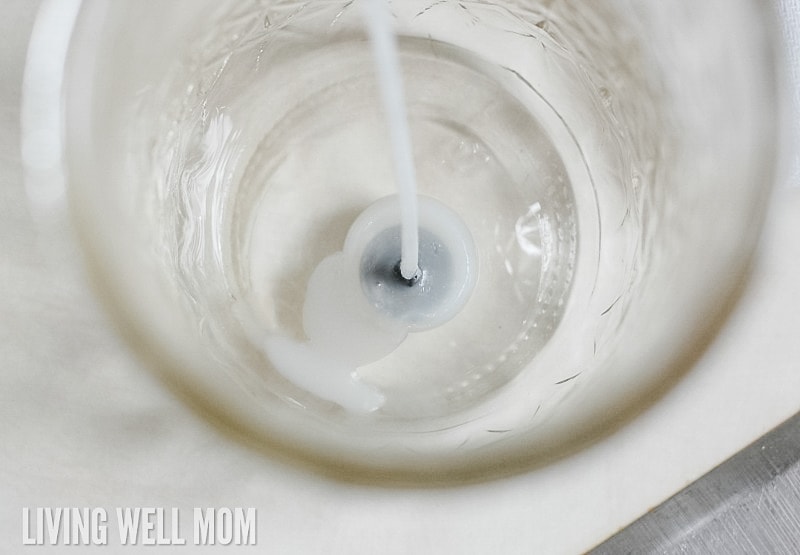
[392,260,422,287]
[364,0,420,280]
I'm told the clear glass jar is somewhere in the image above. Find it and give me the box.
[26,0,785,483]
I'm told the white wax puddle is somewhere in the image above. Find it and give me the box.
[265,249,405,413]
[264,209,407,413]
[265,196,477,413]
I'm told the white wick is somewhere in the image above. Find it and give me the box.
[363,0,419,280]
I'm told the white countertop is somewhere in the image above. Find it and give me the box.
[2,1,799,553]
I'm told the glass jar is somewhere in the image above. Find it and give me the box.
[25,0,785,483]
